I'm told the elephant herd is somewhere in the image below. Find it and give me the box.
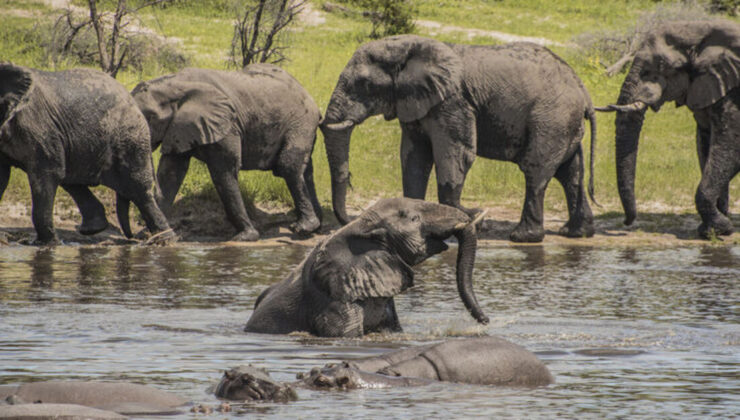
[0,20,738,245]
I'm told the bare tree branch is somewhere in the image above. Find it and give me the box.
[230,0,304,68]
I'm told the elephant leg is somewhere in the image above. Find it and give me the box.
[553,147,594,238]
[511,173,551,243]
[275,148,321,236]
[62,185,109,235]
[400,123,433,200]
[304,157,323,227]
[696,152,737,239]
[0,162,9,201]
[694,123,730,216]
[156,153,190,215]
[201,139,259,241]
[28,173,60,245]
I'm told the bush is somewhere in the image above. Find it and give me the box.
[574,0,715,73]
[333,0,416,38]
[37,9,189,75]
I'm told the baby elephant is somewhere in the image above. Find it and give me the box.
[215,336,554,402]
[244,197,489,337]
[0,63,174,244]
[132,64,322,241]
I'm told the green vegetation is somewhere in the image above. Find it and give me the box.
[1,0,738,223]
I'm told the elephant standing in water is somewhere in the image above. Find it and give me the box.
[321,35,598,243]
[215,336,554,402]
[597,20,739,238]
[244,198,489,337]
[0,64,174,245]
[132,64,322,241]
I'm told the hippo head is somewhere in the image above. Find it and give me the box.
[215,366,297,402]
[297,362,371,390]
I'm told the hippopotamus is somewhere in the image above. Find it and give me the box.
[0,381,188,418]
[215,336,554,401]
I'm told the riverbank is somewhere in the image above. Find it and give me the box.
[2,199,737,247]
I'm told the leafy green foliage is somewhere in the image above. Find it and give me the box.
[337,0,416,38]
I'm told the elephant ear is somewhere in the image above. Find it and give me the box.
[311,230,414,303]
[0,63,32,127]
[686,35,740,110]
[394,39,463,122]
[149,78,237,154]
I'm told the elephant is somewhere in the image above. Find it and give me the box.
[244,197,489,337]
[595,20,740,239]
[215,336,554,402]
[320,35,598,243]
[0,381,188,416]
[131,64,322,241]
[0,63,174,245]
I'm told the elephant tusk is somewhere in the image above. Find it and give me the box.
[594,101,647,113]
[455,209,488,230]
[323,120,354,131]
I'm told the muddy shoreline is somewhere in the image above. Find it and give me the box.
[2,200,737,248]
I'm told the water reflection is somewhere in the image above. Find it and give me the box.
[0,244,738,418]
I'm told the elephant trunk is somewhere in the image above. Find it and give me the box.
[614,64,647,226]
[321,88,368,225]
[321,124,353,225]
[454,224,489,324]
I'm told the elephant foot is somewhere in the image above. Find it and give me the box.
[698,217,734,239]
[289,216,321,237]
[509,224,545,243]
[145,229,178,246]
[230,227,260,242]
[78,217,110,236]
[32,234,60,246]
[558,219,595,238]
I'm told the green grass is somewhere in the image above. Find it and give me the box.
[1,0,738,222]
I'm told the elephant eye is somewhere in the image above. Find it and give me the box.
[411,214,420,223]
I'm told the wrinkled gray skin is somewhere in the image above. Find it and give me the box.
[597,21,739,239]
[0,381,188,416]
[215,336,554,402]
[321,35,597,243]
[131,64,322,241]
[0,63,174,245]
[245,197,488,337]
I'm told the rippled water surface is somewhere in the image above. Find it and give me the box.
[1,244,738,418]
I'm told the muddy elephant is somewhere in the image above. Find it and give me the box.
[244,197,488,337]
[597,20,739,238]
[0,380,188,416]
[321,35,597,243]
[215,336,553,402]
[0,63,174,245]
[131,64,322,241]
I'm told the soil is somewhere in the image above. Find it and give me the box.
[1,197,737,248]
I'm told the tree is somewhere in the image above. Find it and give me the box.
[230,0,306,68]
[330,0,415,38]
[48,0,173,78]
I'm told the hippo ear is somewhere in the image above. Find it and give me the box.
[312,230,414,302]
[686,39,740,110]
[0,64,32,126]
[394,38,463,122]
[145,78,237,154]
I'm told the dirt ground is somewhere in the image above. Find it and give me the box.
[1,197,738,248]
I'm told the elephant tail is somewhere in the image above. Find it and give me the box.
[585,106,600,207]
[116,193,133,238]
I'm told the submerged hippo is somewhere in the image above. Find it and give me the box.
[0,381,188,418]
[215,336,554,401]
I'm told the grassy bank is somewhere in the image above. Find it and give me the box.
[1,0,738,226]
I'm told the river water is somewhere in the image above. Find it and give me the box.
[0,244,738,418]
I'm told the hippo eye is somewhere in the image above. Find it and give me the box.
[336,375,350,387]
